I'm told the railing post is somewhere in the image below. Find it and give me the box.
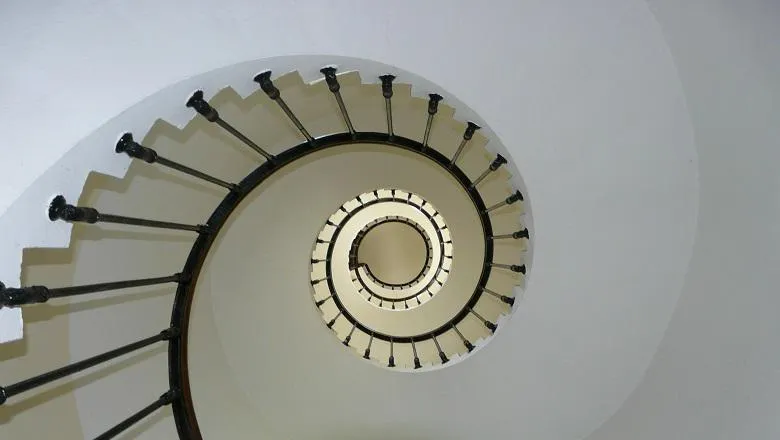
[422,93,443,149]
[471,153,508,187]
[186,90,276,162]
[431,333,449,364]
[452,323,476,352]
[469,307,497,333]
[481,286,516,306]
[490,228,529,240]
[116,133,239,192]
[343,324,356,346]
[94,389,180,440]
[484,190,524,213]
[489,263,526,274]
[363,333,374,359]
[320,67,355,136]
[0,274,183,308]
[411,339,422,369]
[0,328,178,405]
[379,74,395,137]
[450,122,480,166]
[48,195,209,233]
[254,71,315,144]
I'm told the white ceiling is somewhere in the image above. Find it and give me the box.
[0,0,777,439]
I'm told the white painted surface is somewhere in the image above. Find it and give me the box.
[4,0,772,439]
[585,1,780,439]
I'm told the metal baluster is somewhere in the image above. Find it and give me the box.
[115,133,239,192]
[254,71,314,144]
[1,274,183,308]
[489,263,526,274]
[484,190,524,213]
[422,94,443,150]
[186,90,276,162]
[315,295,333,307]
[326,311,342,328]
[411,339,422,369]
[320,67,355,136]
[48,196,209,233]
[94,389,179,440]
[431,333,449,364]
[452,323,475,352]
[471,153,508,188]
[363,333,374,359]
[481,286,516,306]
[388,338,395,367]
[450,122,480,166]
[379,75,395,137]
[343,323,357,346]
[490,228,529,240]
[311,277,331,285]
[0,328,178,405]
[469,307,497,333]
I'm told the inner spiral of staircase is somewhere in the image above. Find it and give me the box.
[0,66,530,438]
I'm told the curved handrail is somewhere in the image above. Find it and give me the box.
[349,216,433,289]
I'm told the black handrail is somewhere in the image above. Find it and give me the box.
[349,216,432,288]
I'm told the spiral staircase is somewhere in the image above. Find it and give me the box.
[0,67,528,438]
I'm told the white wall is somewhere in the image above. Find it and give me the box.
[585,1,780,439]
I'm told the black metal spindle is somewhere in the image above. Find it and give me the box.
[469,307,497,333]
[0,328,178,405]
[311,276,331,285]
[254,71,314,144]
[452,323,475,352]
[450,122,480,167]
[411,339,422,369]
[315,295,333,307]
[490,228,529,240]
[481,286,515,306]
[422,93,443,149]
[186,90,276,162]
[490,263,526,274]
[327,311,342,328]
[343,323,356,346]
[431,334,449,364]
[388,338,395,367]
[320,67,355,136]
[363,333,374,359]
[0,274,183,308]
[484,190,524,213]
[116,133,238,192]
[94,389,179,440]
[471,153,508,188]
[48,196,209,233]
[379,75,395,137]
